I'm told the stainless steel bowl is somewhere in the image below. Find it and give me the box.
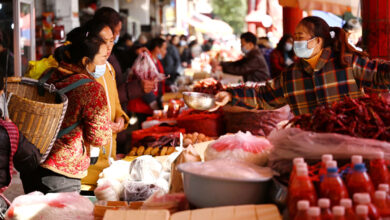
[178,162,272,208]
[182,92,215,111]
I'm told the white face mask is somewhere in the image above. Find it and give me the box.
[284,43,293,52]
[88,63,106,79]
[293,38,316,58]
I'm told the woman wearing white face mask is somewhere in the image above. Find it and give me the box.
[212,16,390,116]
[21,36,112,194]
[68,18,130,189]
[270,34,295,78]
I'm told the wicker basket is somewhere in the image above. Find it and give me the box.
[6,77,68,163]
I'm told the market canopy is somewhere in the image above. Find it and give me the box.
[279,0,360,16]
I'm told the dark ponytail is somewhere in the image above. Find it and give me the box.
[54,36,105,66]
[299,16,367,67]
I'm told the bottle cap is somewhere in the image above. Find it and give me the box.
[359,193,371,204]
[296,167,308,177]
[332,206,345,216]
[307,207,320,217]
[356,205,368,216]
[340,198,352,208]
[297,163,308,170]
[379,184,390,192]
[322,154,333,163]
[352,155,363,164]
[293,157,305,166]
[353,163,366,172]
[353,193,364,203]
[297,200,310,211]
[326,160,337,168]
[318,198,330,208]
[375,190,387,200]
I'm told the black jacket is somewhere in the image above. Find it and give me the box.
[162,44,181,86]
[221,47,270,82]
[0,126,41,189]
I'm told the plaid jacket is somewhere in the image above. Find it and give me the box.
[228,47,390,115]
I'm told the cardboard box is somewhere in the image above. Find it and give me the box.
[102,204,281,220]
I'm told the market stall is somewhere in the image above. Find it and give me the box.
[5,72,390,220]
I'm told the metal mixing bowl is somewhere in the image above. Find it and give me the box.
[178,162,272,208]
[182,92,215,111]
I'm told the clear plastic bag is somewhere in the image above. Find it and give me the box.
[267,127,390,175]
[122,181,161,202]
[131,52,165,81]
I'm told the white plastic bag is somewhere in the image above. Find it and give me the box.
[131,52,165,81]
[5,192,94,220]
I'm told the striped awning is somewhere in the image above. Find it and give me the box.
[279,0,360,16]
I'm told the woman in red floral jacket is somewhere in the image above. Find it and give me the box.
[20,35,112,194]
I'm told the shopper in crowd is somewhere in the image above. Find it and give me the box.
[126,37,167,127]
[270,34,295,78]
[113,33,133,74]
[162,35,181,89]
[178,35,187,53]
[0,31,13,76]
[21,36,111,194]
[190,38,203,59]
[213,16,390,116]
[258,36,273,69]
[165,34,172,42]
[215,32,270,82]
[181,40,194,67]
[93,7,124,85]
[202,39,214,52]
[343,18,363,51]
[68,19,130,188]
[135,34,148,46]
[0,72,41,214]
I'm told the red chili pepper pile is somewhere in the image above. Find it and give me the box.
[193,78,225,95]
[287,94,390,141]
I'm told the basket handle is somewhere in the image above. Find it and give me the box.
[6,77,22,83]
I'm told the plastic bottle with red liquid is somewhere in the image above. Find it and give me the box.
[356,205,371,220]
[356,193,381,220]
[320,161,349,206]
[307,207,321,220]
[333,206,346,220]
[319,154,333,180]
[318,198,333,220]
[347,163,375,197]
[346,155,364,182]
[374,190,390,218]
[289,157,305,184]
[340,198,356,220]
[369,152,390,189]
[378,184,390,207]
[288,167,317,219]
[294,200,310,220]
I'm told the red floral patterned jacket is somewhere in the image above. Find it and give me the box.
[41,62,111,178]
